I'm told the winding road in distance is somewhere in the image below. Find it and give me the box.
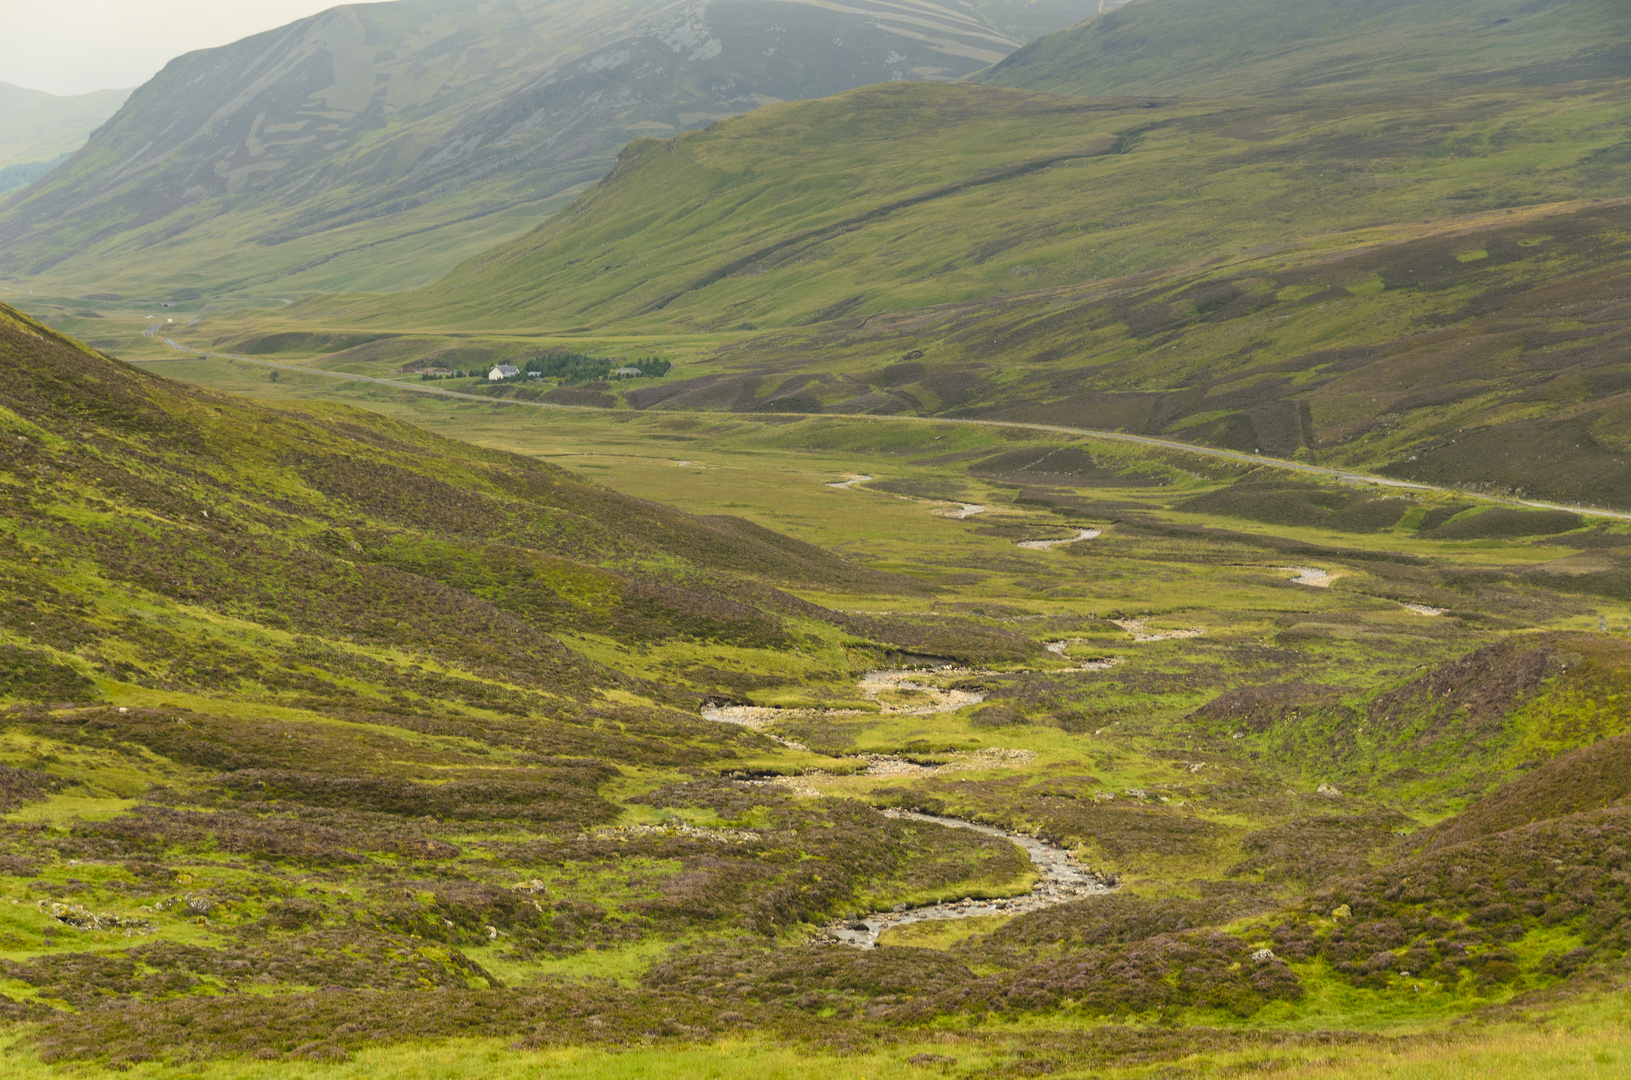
[137,337,1631,523]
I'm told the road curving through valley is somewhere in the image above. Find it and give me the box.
[140,337,1631,523]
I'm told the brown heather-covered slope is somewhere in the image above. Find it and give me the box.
[1421,733,1631,849]
[0,303,1062,1063]
[0,298,1038,722]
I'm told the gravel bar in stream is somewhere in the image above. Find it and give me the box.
[820,810,1112,949]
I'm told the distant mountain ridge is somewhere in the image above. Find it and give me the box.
[0,82,129,173]
[978,0,1629,97]
[0,0,1097,298]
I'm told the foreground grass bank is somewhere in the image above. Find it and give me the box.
[5,1020,1631,1078]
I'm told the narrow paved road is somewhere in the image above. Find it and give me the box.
[137,338,1631,523]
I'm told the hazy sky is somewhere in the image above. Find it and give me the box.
[0,0,387,97]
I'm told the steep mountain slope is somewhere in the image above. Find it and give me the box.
[969,0,1135,42]
[0,83,129,173]
[0,0,1097,299]
[980,0,1629,97]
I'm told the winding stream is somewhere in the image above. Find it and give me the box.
[823,810,1109,949]
[1109,618,1204,642]
[937,502,987,519]
[701,666,1113,949]
[702,666,989,729]
[1017,528,1101,550]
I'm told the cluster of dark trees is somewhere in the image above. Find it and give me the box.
[522,353,672,383]
[417,354,671,384]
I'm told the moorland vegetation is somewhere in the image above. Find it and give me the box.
[5,303,1631,1075]
[3,0,1631,1074]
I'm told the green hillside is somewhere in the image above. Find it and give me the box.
[6,0,1631,1072]
[583,193,1631,508]
[0,302,985,713]
[979,0,1630,97]
[343,78,1630,332]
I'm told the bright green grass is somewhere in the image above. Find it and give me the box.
[5,1023,1630,1079]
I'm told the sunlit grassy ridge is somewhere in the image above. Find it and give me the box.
[6,1018,1630,1079]
[338,78,1629,334]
